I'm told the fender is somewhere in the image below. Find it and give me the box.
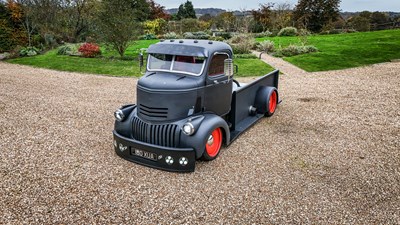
[254,86,279,114]
[180,113,230,159]
[114,105,136,138]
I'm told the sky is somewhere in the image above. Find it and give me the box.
[156,0,400,12]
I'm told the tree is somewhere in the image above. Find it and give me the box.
[293,0,341,32]
[147,0,169,20]
[98,0,142,56]
[199,13,213,22]
[236,8,253,33]
[359,11,372,19]
[176,0,196,20]
[251,3,274,32]
[270,3,293,31]
[214,12,236,32]
[370,11,389,25]
[61,0,100,42]
[350,16,370,31]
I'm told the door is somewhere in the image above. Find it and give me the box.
[203,53,233,116]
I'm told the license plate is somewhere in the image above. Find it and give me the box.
[132,148,158,161]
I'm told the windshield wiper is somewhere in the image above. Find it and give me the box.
[146,72,156,77]
[176,76,186,81]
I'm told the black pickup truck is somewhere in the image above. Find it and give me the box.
[113,40,280,172]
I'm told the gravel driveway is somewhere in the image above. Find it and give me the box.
[1,61,399,224]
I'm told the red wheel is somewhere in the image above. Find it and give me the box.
[202,128,223,161]
[265,90,277,117]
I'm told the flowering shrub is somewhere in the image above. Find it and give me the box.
[78,43,101,58]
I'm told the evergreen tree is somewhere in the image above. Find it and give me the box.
[293,0,341,32]
[176,0,196,20]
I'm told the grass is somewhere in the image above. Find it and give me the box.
[235,58,274,77]
[7,40,274,77]
[256,29,400,72]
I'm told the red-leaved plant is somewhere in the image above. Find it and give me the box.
[78,43,101,58]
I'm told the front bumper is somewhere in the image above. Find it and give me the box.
[113,131,196,172]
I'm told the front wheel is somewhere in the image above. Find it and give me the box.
[202,127,223,161]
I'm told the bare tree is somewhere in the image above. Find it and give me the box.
[271,2,293,30]
[236,7,253,33]
[16,0,36,46]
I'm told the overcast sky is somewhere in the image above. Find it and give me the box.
[156,0,400,12]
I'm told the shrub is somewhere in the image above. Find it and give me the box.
[183,31,210,40]
[278,27,298,36]
[258,40,275,53]
[78,43,101,58]
[209,36,224,42]
[193,31,210,39]
[278,44,318,57]
[0,20,15,52]
[298,29,311,36]
[0,52,10,60]
[213,32,232,40]
[183,32,195,39]
[254,31,273,38]
[234,54,257,59]
[140,34,157,40]
[57,44,80,56]
[228,34,257,54]
[19,46,40,57]
[44,33,57,48]
[164,32,178,39]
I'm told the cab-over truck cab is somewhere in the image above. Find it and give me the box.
[113,40,280,172]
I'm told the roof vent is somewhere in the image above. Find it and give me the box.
[179,40,184,43]
[208,41,213,44]
[160,39,165,42]
[170,39,175,42]
[194,40,199,43]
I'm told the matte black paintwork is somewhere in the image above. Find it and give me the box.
[113,40,280,172]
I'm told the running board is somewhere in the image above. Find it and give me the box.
[229,114,264,143]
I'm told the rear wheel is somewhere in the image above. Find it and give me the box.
[265,89,277,117]
[202,128,223,161]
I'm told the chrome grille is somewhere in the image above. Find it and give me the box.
[132,117,179,148]
[139,104,168,119]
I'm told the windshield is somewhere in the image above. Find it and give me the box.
[147,54,206,76]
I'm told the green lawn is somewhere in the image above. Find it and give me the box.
[235,58,274,77]
[256,29,400,72]
[8,40,274,77]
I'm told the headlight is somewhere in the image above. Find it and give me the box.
[114,109,125,122]
[182,123,195,136]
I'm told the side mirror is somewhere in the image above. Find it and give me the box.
[224,59,234,77]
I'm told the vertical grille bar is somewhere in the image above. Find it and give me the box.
[132,117,179,147]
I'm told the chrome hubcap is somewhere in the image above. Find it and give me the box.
[207,135,214,146]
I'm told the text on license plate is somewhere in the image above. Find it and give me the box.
[132,149,157,161]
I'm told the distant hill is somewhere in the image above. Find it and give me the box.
[166,8,227,16]
[166,8,400,19]
[341,11,400,20]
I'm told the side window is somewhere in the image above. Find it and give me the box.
[208,54,229,77]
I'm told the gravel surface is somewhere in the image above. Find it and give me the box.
[1,61,399,224]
